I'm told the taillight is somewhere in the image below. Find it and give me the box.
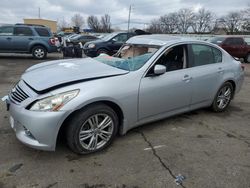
[49,38,56,45]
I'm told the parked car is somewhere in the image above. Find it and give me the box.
[0,24,58,59]
[69,34,98,45]
[3,35,244,154]
[83,32,135,57]
[209,36,250,63]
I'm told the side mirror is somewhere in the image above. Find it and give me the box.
[154,65,166,75]
[111,38,117,43]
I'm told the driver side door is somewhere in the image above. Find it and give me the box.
[138,45,193,120]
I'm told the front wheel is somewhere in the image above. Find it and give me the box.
[32,46,47,59]
[66,104,119,154]
[97,48,108,56]
[211,82,233,112]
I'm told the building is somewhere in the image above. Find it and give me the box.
[23,18,57,33]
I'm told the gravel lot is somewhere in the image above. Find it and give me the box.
[0,53,250,188]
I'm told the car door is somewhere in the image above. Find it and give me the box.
[11,26,34,52]
[186,44,224,107]
[0,26,14,52]
[138,44,192,120]
[108,33,129,53]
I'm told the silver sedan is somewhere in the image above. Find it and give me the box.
[3,35,244,154]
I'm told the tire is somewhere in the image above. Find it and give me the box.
[97,48,108,56]
[32,46,47,59]
[245,53,250,63]
[211,82,234,112]
[66,103,119,154]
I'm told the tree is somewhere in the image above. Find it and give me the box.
[87,15,101,32]
[100,14,112,33]
[242,5,250,31]
[146,19,163,34]
[176,8,195,33]
[71,13,85,28]
[57,18,69,31]
[223,11,243,33]
[192,8,214,33]
[159,13,178,33]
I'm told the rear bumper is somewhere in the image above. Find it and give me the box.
[8,99,68,151]
[47,45,58,53]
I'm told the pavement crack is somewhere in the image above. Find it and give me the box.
[137,130,186,188]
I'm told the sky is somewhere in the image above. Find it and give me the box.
[0,0,249,30]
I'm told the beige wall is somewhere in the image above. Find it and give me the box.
[23,19,57,33]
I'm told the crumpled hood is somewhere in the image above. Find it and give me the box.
[22,58,128,93]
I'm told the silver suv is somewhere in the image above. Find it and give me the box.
[0,24,58,59]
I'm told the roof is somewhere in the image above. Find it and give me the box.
[126,34,198,46]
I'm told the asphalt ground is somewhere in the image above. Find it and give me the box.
[0,53,250,188]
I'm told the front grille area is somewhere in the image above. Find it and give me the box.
[10,83,29,103]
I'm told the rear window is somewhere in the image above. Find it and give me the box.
[34,28,51,37]
[208,37,225,45]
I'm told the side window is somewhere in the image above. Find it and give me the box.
[212,47,222,63]
[148,45,185,74]
[189,44,221,67]
[233,38,244,45]
[0,26,14,35]
[113,34,128,43]
[224,38,234,45]
[14,27,33,36]
[34,28,50,37]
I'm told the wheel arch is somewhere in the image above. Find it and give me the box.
[56,100,124,147]
[29,43,48,53]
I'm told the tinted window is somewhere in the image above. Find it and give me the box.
[233,38,244,45]
[224,38,234,45]
[34,28,50,37]
[14,27,33,36]
[113,34,128,42]
[189,44,222,67]
[0,26,13,35]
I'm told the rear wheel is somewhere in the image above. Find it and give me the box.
[32,46,47,59]
[66,104,118,154]
[211,82,233,112]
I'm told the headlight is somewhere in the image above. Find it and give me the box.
[88,43,95,48]
[29,90,79,111]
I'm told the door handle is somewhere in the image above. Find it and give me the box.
[28,38,34,40]
[182,75,192,82]
[6,37,12,40]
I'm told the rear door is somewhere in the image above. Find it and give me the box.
[0,26,14,51]
[12,26,34,52]
[187,44,224,107]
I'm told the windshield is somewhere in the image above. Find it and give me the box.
[208,37,225,44]
[94,44,160,71]
[101,33,119,41]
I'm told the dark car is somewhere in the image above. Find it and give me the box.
[0,24,58,59]
[83,32,135,57]
[209,36,250,63]
[69,34,98,45]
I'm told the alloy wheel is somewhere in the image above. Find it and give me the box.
[216,86,232,109]
[78,113,114,151]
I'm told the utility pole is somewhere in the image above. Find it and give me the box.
[38,7,41,18]
[127,5,131,33]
